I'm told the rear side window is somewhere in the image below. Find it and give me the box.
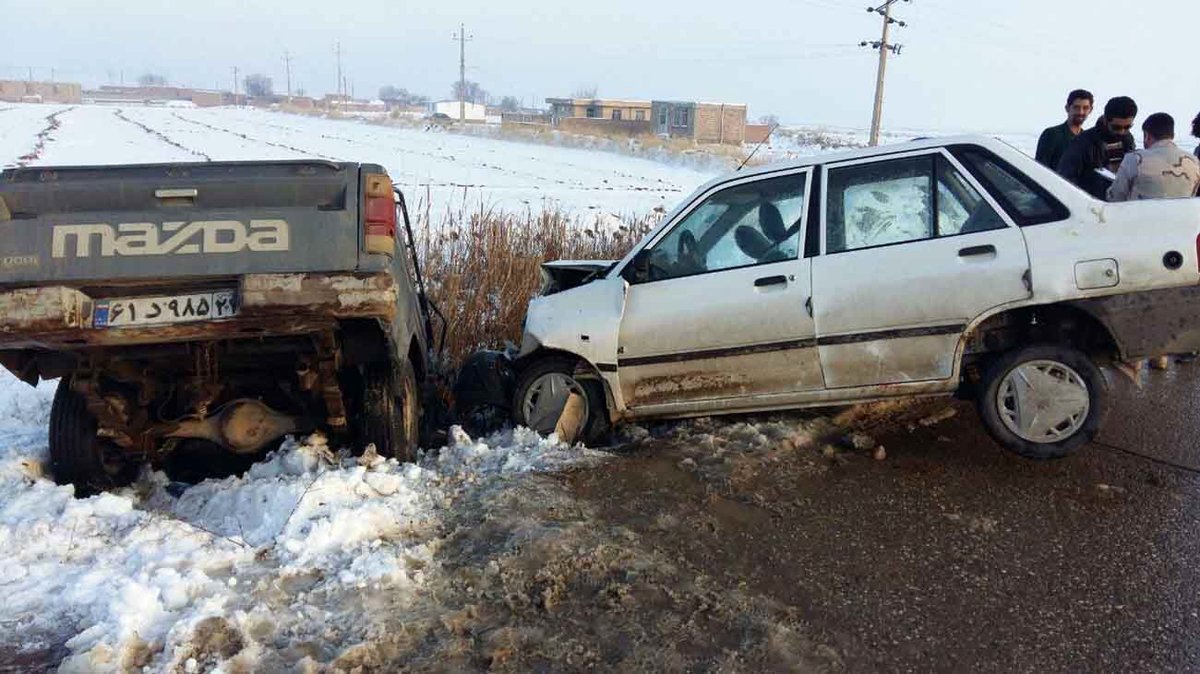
[952,146,1069,226]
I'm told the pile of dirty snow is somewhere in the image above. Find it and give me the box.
[0,374,607,672]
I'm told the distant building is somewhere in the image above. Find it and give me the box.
[652,101,747,145]
[431,100,486,122]
[546,96,747,144]
[545,98,653,124]
[0,80,82,104]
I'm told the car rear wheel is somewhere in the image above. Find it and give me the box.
[49,377,138,496]
[514,356,609,445]
[357,359,421,461]
[977,344,1108,460]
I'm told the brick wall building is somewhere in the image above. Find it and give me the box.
[0,80,83,104]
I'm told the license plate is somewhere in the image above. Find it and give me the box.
[93,290,238,328]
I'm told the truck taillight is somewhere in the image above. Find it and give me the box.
[364,173,396,256]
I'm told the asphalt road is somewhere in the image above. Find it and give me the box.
[568,362,1200,672]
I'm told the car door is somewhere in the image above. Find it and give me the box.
[812,149,1031,389]
[616,168,823,410]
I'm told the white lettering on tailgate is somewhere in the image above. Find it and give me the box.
[51,220,291,258]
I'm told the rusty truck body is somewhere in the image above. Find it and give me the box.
[0,160,430,493]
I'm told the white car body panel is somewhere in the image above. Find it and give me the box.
[519,135,1200,422]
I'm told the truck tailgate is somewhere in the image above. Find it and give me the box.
[0,160,362,284]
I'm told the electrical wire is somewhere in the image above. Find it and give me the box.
[1092,439,1200,476]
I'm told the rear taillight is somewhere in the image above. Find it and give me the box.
[364,173,396,256]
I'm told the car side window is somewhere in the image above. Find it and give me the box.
[827,156,932,253]
[936,156,1007,236]
[642,173,807,282]
[826,154,1006,253]
[953,147,1067,225]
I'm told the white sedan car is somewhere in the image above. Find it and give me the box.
[511,136,1200,459]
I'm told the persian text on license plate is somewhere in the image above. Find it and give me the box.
[93,290,238,328]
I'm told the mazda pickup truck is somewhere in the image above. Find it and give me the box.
[505,136,1200,459]
[0,160,432,493]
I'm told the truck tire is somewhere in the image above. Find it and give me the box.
[513,356,609,446]
[49,377,138,496]
[358,360,420,461]
[977,344,1108,460]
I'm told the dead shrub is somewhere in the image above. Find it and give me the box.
[409,191,656,367]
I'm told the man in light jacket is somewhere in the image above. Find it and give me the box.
[1108,112,1200,202]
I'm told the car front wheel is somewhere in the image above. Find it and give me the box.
[513,356,609,445]
[977,344,1108,460]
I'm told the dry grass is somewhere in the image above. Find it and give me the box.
[411,193,656,366]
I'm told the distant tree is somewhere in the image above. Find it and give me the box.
[243,73,273,97]
[450,80,487,105]
[379,86,429,105]
[295,87,306,97]
[138,73,167,87]
[497,96,520,112]
[758,114,781,127]
[571,85,598,99]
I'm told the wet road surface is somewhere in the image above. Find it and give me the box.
[568,363,1200,671]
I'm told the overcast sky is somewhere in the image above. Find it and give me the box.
[2,0,1197,134]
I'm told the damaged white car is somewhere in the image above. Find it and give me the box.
[502,136,1200,459]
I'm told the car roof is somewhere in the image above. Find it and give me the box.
[733,134,1012,180]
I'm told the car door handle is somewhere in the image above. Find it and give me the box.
[754,275,788,288]
[958,245,996,257]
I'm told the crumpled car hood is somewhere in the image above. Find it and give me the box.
[539,259,616,296]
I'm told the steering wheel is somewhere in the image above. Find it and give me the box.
[676,230,704,274]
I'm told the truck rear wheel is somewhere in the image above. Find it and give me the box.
[358,360,421,461]
[49,377,138,496]
[977,344,1108,460]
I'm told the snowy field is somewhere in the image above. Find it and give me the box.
[0,104,713,216]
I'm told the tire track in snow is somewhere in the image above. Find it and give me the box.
[168,111,342,161]
[238,115,678,194]
[15,107,73,167]
[112,109,211,161]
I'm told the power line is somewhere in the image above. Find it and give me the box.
[861,0,910,146]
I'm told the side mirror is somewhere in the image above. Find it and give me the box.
[622,249,651,284]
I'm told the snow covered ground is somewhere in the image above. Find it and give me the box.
[2,104,713,216]
[0,373,614,670]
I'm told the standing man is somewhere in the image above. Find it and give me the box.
[1057,96,1138,199]
[1108,113,1200,202]
[1192,112,1200,160]
[1036,89,1094,168]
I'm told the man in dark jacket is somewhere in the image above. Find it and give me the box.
[1056,96,1138,199]
[1035,89,1093,168]
[1193,112,1200,160]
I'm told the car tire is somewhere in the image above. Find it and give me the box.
[977,344,1108,460]
[49,377,138,496]
[513,356,609,445]
[358,359,421,461]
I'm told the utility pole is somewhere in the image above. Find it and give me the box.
[232,66,239,107]
[283,51,293,102]
[452,23,473,121]
[861,0,909,146]
[335,41,343,107]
